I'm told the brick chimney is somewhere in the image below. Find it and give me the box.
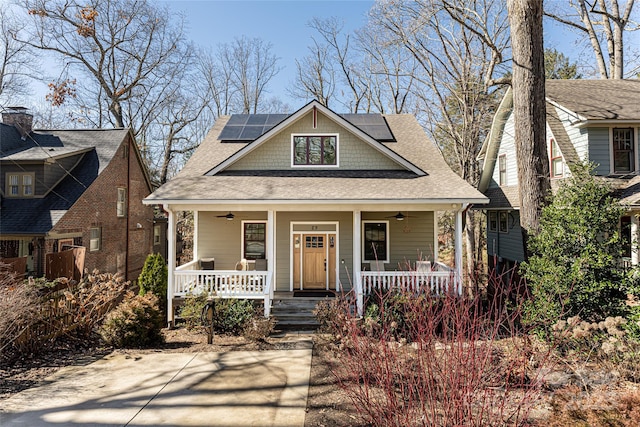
[2,107,33,139]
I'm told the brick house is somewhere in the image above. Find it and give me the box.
[0,108,154,281]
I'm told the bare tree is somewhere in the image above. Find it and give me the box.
[508,0,550,256]
[369,0,511,285]
[0,3,37,105]
[545,0,639,79]
[218,36,281,114]
[20,0,188,131]
[289,38,336,107]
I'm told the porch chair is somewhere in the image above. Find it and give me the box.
[235,258,248,271]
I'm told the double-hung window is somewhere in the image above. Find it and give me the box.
[612,128,635,174]
[488,212,498,232]
[499,212,509,233]
[550,138,563,177]
[90,227,101,252]
[117,188,127,217]
[363,221,389,262]
[243,222,266,260]
[6,173,34,197]
[498,155,507,186]
[293,135,337,166]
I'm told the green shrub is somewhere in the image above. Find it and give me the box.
[521,163,629,329]
[138,253,168,312]
[211,299,255,334]
[100,291,165,348]
[178,292,209,331]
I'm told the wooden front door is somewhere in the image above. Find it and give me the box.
[303,234,326,289]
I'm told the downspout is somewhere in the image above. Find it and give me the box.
[165,204,176,327]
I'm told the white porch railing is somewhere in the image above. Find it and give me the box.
[360,262,460,296]
[172,268,273,317]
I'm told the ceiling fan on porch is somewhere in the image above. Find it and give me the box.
[216,212,235,220]
[386,212,414,221]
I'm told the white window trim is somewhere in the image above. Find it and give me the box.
[498,154,507,186]
[241,220,267,260]
[488,211,498,232]
[498,211,509,234]
[609,127,638,175]
[290,133,340,168]
[288,221,340,292]
[116,187,127,217]
[549,137,565,178]
[362,220,390,263]
[153,225,161,245]
[89,227,101,252]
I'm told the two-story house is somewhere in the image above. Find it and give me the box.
[477,79,640,276]
[0,108,154,280]
[144,100,488,324]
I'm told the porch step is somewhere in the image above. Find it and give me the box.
[270,296,334,331]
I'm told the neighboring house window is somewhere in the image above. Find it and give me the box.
[292,135,337,166]
[612,128,635,174]
[153,225,161,245]
[550,138,563,177]
[116,187,127,217]
[363,221,389,262]
[6,173,34,197]
[498,155,506,186]
[488,212,498,232]
[90,227,101,251]
[499,212,508,233]
[243,222,266,260]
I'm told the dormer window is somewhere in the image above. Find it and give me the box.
[292,134,338,166]
[612,128,635,174]
[5,172,34,197]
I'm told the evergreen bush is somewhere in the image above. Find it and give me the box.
[521,163,629,328]
[100,291,165,348]
[138,253,168,312]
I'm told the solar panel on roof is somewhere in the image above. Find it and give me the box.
[219,112,394,142]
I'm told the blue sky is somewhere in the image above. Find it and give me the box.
[163,0,374,104]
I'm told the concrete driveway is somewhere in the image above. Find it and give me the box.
[1,348,312,427]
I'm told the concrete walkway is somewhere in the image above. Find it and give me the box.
[1,347,312,427]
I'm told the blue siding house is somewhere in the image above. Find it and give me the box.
[477,79,640,274]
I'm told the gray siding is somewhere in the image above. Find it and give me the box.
[555,107,589,162]
[227,110,401,171]
[587,127,611,175]
[43,154,84,191]
[196,210,435,292]
[490,111,518,189]
[486,210,525,263]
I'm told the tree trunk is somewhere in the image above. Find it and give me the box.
[507,0,551,259]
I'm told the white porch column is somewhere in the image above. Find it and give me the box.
[165,204,177,327]
[192,210,199,262]
[266,210,275,317]
[433,210,439,262]
[353,210,363,316]
[632,214,639,266]
[454,206,465,295]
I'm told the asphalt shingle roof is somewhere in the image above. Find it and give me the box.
[546,79,640,121]
[146,112,488,204]
[1,125,128,235]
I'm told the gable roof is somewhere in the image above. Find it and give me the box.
[145,107,487,206]
[0,125,137,235]
[206,101,425,177]
[545,79,640,122]
[478,79,640,209]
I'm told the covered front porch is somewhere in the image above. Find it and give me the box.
[163,204,466,325]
